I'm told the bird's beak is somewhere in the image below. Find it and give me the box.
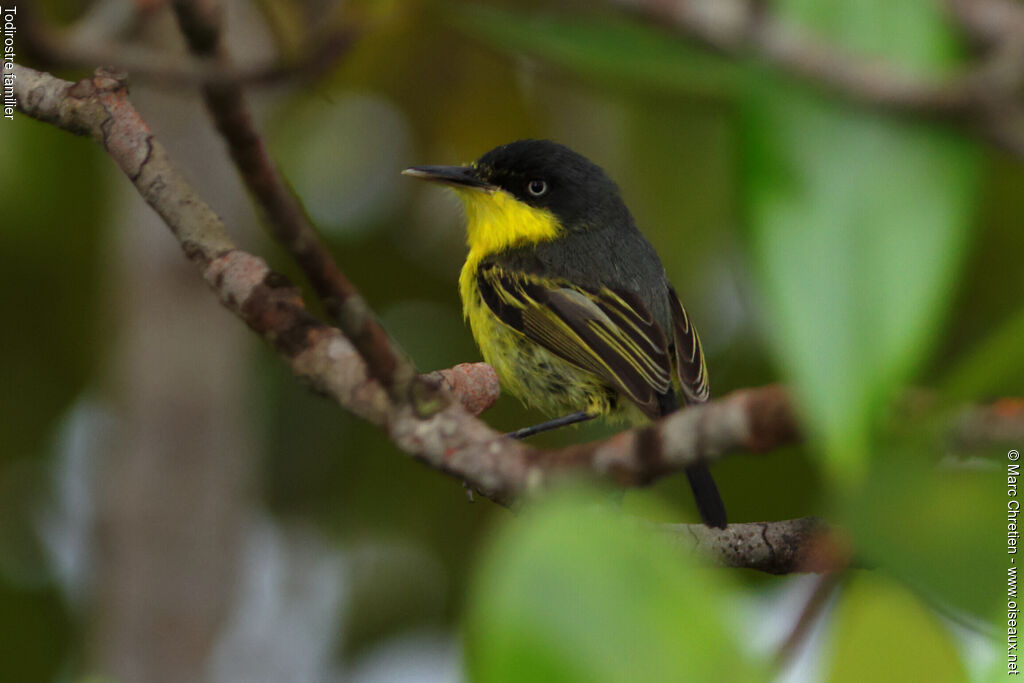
[402,165,496,192]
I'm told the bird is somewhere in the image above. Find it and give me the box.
[403,139,726,528]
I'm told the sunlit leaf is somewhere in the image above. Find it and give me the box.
[826,572,967,682]
[464,490,762,682]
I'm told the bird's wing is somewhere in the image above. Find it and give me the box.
[667,285,710,404]
[477,264,673,418]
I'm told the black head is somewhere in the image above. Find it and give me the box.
[473,140,631,231]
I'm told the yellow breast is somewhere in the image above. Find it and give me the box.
[453,187,622,418]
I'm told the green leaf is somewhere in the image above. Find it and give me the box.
[740,0,979,481]
[464,490,762,683]
[941,304,1024,401]
[845,451,1004,619]
[0,115,108,464]
[445,5,738,99]
[776,0,963,74]
[825,572,967,683]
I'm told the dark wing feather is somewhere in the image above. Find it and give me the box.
[477,265,673,418]
[667,287,724,526]
[667,286,710,404]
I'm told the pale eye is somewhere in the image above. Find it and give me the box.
[527,179,548,197]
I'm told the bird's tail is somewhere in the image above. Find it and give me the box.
[657,391,727,528]
[684,463,727,529]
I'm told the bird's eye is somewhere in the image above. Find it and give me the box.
[527,179,548,197]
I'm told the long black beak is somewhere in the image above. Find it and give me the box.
[402,165,495,191]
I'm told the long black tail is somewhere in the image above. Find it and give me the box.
[658,392,727,528]
[684,463,727,529]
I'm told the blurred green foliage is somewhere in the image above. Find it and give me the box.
[465,489,764,682]
[0,117,106,472]
[845,451,1003,619]
[942,304,1024,402]
[741,0,978,482]
[4,0,1022,680]
[0,112,104,683]
[448,5,739,99]
[825,572,966,682]
[742,84,978,480]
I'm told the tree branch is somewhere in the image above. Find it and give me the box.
[9,61,792,493]
[660,516,847,574]
[13,63,1017,574]
[950,397,1024,453]
[774,571,843,666]
[611,0,975,115]
[610,0,1024,158]
[947,0,1024,47]
[19,3,359,89]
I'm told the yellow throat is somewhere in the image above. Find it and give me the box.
[454,186,561,297]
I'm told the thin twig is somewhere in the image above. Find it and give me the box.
[20,4,359,89]
[609,0,1024,158]
[166,0,421,405]
[611,0,976,116]
[774,572,844,668]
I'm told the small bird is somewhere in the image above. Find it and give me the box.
[403,140,726,528]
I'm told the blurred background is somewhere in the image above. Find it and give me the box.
[3,0,1023,681]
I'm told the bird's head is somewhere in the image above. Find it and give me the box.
[403,139,629,255]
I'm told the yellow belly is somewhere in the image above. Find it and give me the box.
[459,261,621,418]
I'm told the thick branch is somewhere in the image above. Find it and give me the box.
[523,384,800,488]
[11,61,803,495]
[660,516,845,574]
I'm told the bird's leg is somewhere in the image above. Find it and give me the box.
[506,411,595,439]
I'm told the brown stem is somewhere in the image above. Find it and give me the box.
[168,0,420,405]
[774,572,844,668]
[19,3,359,89]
